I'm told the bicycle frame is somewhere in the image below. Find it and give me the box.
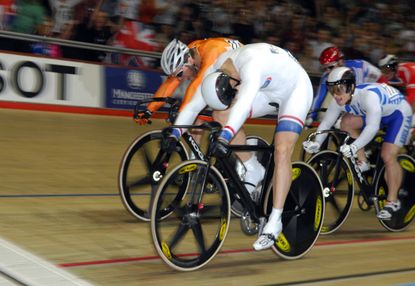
[163,123,275,222]
[307,129,385,209]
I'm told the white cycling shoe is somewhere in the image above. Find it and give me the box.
[253,221,282,251]
[377,200,401,220]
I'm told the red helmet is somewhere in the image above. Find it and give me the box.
[319,47,344,65]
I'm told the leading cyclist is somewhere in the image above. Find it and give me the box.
[137,38,266,199]
[166,43,314,251]
[303,67,412,220]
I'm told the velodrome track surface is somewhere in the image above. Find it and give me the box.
[0,108,414,286]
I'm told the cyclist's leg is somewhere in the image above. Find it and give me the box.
[381,143,403,202]
[253,131,299,251]
[212,109,265,197]
[377,106,412,220]
[253,73,312,251]
[340,114,368,163]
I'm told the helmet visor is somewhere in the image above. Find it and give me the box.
[327,83,349,95]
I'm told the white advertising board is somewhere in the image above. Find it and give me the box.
[0,53,102,107]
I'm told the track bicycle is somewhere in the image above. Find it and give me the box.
[150,120,325,271]
[305,129,415,234]
[118,97,268,221]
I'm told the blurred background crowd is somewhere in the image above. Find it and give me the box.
[0,0,414,74]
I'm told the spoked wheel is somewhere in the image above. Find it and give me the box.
[226,135,270,218]
[307,150,354,234]
[150,160,231,271]
[375,154,415,232]
[263,161,324,259]
[118,130,188,221]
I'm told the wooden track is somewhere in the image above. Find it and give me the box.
[0,108,414,286]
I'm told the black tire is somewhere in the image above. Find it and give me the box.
[229,135,270,217]
[263,161,324,259]
[375,154,415,232]
[118,130,188,221]
[150,160,231,271]
[307,150,355,234]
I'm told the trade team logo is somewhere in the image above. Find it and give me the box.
[261,76,272,89]
[127,70,145,89]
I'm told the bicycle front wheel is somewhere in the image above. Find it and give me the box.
[308,150,354,234]
[150,160,231,271]
[118,130,188,221]
[375,154,415,231]
[263,161,324,259]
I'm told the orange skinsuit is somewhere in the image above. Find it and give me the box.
[146,38,242,114]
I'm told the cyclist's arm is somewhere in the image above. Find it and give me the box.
[146,76,181,113]
[222,66,262,140]
[315,99,342,145]
[310,75,329,121]
[353,92,382,150]
[179,52,219,110]
[172,87,207,136]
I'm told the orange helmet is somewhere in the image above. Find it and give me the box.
[319,47,344,65]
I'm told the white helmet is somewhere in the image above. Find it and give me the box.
[201,71,238,110]
[378,54,398,70]
[326,67,356,95]
[160,39,189,75]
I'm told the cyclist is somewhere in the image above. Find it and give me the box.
[137,38,266,199]
[135,37,243,124]
[303,67,412,220]
[378,54,415,112]
[307,46,387,124]
[166,43,314,250]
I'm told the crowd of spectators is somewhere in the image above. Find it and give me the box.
[0,0,414,75]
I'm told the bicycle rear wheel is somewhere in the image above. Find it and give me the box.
[118,130,188,221]
[150,160,231,271]
[308,150,354,234]
[375,154,415,231]
[263,161,324,259]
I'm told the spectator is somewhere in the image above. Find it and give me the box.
[48,0,84,36]
[31,16,61,57]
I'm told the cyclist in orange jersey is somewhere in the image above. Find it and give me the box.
[135,37,243,124]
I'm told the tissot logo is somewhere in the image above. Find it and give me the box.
[0,59,78,99]
[127,70,145,89]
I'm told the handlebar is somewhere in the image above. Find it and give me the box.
[133,97,181,124]
[162,121,223,138]
[305,129,350,144]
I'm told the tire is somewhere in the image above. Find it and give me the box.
[307,150,354,234]
[118,130,188,221]
[375,154,415,232]
[263,161,325,259]
[150,160,231,271]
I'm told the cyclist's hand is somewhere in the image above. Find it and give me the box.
[210,138,230,158]
[161,135,178,153]
[340,144,358,158]
[302,141,320,154]
[134,110,152,125]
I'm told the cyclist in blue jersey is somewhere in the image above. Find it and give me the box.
[307,46,387,124]
[303,67,412,220]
